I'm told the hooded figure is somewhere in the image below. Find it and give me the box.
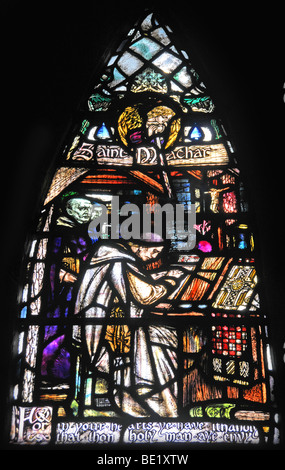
[73,239,185,417]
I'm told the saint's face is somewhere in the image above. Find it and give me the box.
[130,244,164,261]
[66,198,93,224]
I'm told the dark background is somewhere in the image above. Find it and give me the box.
[2,1,285,449]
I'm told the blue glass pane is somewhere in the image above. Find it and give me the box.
[130,38,162,60]
[96,123,111,139]
[190,126,202,140]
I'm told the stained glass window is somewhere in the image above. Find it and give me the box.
[7,9,282,449]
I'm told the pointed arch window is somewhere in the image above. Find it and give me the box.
[9,10,280,448]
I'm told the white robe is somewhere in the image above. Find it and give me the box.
[74,243,178,417]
